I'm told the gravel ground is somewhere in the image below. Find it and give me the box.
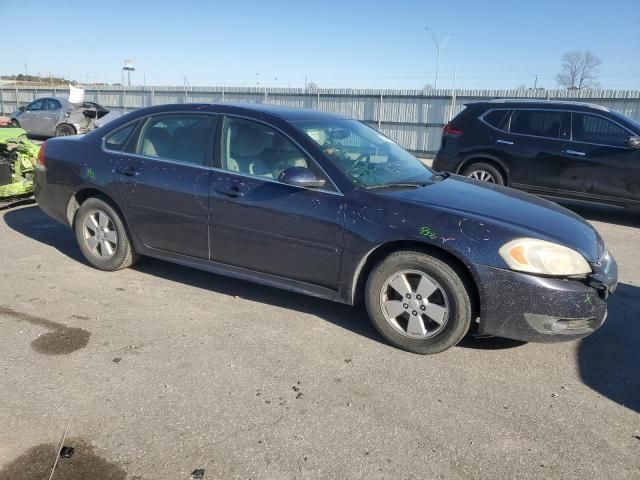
[0,200,638,480]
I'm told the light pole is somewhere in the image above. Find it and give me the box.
[425,28,453,90]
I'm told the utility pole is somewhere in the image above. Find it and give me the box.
[425,27,453,90]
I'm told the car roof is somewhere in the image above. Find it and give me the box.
[466,99,611,112]
[216,102,347,121]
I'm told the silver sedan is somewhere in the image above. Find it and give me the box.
[10,97,111,137]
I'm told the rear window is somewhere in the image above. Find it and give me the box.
[509,110,564,139]
[136,114,216,165]
[482,110,510,130]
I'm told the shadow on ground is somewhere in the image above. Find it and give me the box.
[556,200,640,229]
[3,204,540,353]
[577,282,640,413]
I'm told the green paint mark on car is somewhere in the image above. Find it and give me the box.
[418,226,437,240]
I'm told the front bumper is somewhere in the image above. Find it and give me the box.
[475,258,617,343]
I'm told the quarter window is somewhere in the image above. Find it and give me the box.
[483,110,510,131]
[510,110,565,139]
[572,113,629,147]
[222,117,332,188]
[105,123,137,152]
[136,114,216,165]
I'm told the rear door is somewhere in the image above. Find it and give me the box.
[501,109,570,192]
[112,113,217,259]
[558,112,640,204]
[18,99,45,133]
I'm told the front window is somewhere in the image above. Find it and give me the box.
[572,113,630,147]
[221,117,333,189]
[295,120,432,187]
[27,99,44,111]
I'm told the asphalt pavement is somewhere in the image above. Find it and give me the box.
[0,200,638,479]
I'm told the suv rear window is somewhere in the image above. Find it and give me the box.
[482,110,510,131]
[509,110,564,139]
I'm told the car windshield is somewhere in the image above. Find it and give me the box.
[294,119,433,187]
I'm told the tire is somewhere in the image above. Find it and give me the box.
[462,162,505,185]
[74,197,138,271]
[54,124,76,137]
[365,251,473,354]
[10,119,20,127]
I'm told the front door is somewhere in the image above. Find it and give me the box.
[112,113,217,259]
[18,99,45,133]
[503,109,570,193]
[210,116,345,289]
[556,112,640,205]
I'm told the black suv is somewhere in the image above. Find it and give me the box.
[433,100,640,208]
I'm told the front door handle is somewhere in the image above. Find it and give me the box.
[564,149,586,156]
[115,165,137,176]
[496,139,514,145]
[214,185,244,198]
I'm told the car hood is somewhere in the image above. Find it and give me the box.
[377,175,603,261]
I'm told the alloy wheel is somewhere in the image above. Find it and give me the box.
[82,209,118,259]
[467,170,496,183]
[379,269,450,339]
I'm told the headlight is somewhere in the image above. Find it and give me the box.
[499,238,591,276]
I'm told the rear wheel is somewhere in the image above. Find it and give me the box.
[54,124,76,137]
[365,251,473,354]
[462,162,505,185]
[10,119,20,127]
[74,197,137,271]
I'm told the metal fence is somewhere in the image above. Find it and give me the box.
[2,85,639,154]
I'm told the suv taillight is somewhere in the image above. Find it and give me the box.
[443,123,463,136]
[37,141,46,168]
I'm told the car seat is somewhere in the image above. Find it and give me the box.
[264,133,308,177]
[142,127,171,158]
[227,124,272,177]
[172,126,206,164]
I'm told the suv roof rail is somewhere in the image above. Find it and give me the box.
[465,99,610,112]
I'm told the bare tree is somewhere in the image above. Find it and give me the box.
[306,81,318,90]
[556,50,601,90]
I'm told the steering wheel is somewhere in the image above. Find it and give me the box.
[347,153,371,173]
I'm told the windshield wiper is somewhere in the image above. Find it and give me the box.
[365,181,428,190]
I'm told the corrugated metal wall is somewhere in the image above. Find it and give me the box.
[2,85,639,154]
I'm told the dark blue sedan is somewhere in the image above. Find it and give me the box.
[34,103,618,354]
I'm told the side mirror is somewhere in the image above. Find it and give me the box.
[626,136,640,149]
[278,166,326,189]
[18,106,26,112]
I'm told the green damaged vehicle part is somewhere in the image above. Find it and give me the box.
[0,127,39,202]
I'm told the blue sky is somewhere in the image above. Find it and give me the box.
[4,0,639,89]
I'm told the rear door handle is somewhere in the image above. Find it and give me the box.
[564,149,586,156]
[496,139,514,145]
[214,185,244,198]
[115,165,137,176]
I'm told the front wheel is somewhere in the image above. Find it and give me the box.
[74,197,138,271]
[365,251,473,354]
